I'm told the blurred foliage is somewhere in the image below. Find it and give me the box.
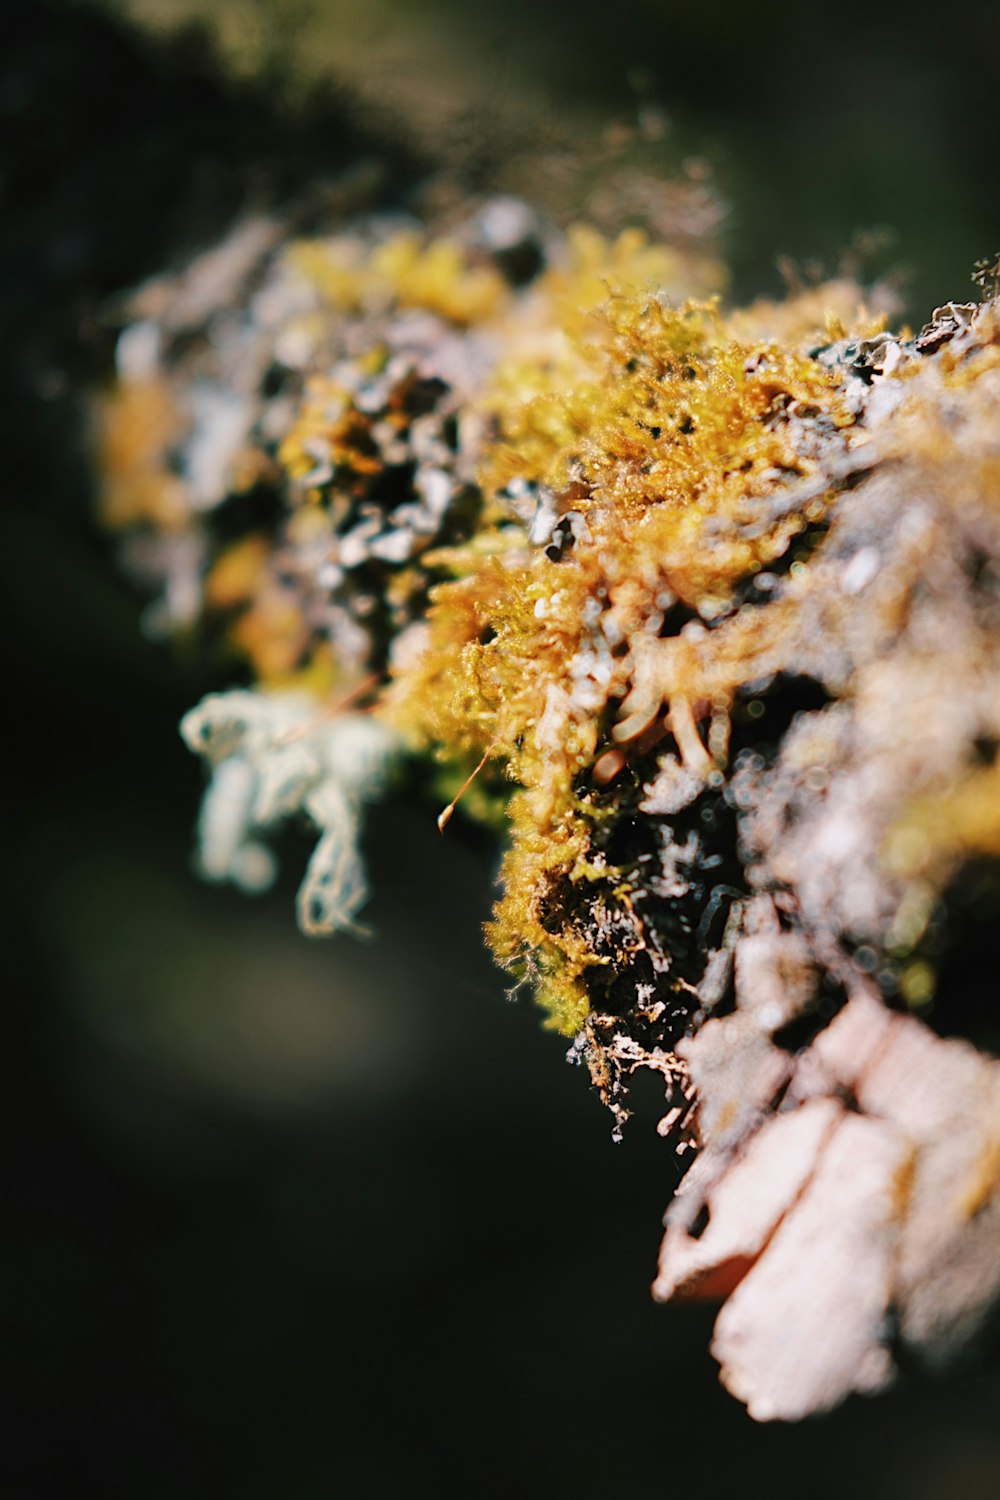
[103,0,1000,318]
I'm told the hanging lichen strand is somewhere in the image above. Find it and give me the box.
[98,199,1000,1137]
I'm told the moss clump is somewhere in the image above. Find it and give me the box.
[97,187,1000,1123]
[287,229,511,326]
[389,287,862,1032]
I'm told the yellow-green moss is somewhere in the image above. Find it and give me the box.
[104,211,931,1039]
[388,276,868,1031]
[287,230,510,326]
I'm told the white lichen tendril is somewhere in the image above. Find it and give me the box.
[179,689,396,936]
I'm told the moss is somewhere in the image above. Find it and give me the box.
[287,230,510,325]
[388,278,861,1031]
[97,193,1000,1075]
[96,377,189,530]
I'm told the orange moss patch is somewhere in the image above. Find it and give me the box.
[288,230,509,327]
[96,379,189,531]
[389,286,863,1031]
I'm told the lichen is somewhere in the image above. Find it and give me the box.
[96,187,1000,1134]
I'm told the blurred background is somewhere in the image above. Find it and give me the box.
[4,2,1000,1494]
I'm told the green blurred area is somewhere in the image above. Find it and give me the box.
[105,0,1000,317]
[4,2,1000,1495]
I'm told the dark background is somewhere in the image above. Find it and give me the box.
[4,3,1000,1495]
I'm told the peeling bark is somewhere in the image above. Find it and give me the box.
[656,995,1000,1419]
[648,300,1000,1420]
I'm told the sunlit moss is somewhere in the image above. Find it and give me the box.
[96,378,189,530]
[288,230,509,326]
[388,277,862,1031]
[103,205,1000,1046]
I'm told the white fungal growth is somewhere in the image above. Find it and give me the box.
[180,689,397,936]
